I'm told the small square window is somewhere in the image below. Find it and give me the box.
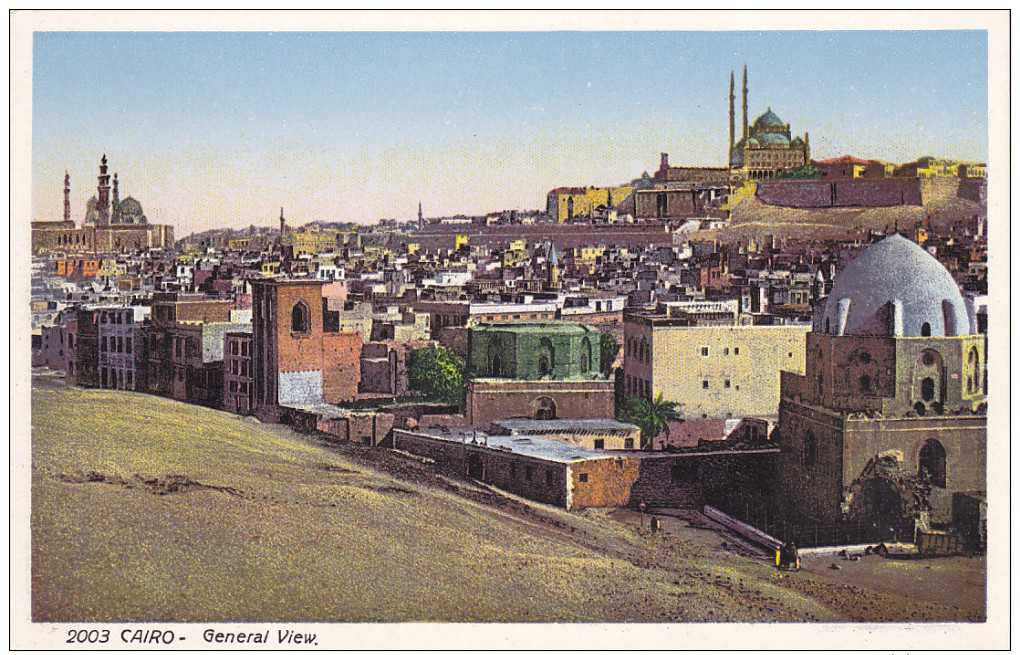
[594,439,605,450]
[725,379,731,388]
[701,347,709,356]
[702,380,709,389]
[578,473,588,483]
[734,347,739,355]
[624,438,635,450]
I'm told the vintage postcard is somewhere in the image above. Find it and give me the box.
[10,10,1009,650]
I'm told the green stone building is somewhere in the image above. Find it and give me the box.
[469,322,603,381]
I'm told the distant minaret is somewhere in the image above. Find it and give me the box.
[742,65,749,140]
[279,207,286,234]
[96,154,111,225]
[111,172,120,220]
[729,70,735,149]
[418,201,423,230]
[63,171,70,222]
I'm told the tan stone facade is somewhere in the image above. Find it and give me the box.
[465,378,615,427]
[623,318,810,419]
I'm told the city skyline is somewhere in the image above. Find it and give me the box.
[32,29,988,236]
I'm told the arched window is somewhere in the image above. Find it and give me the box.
[580,337,592,374]
[970,347,980,396]
[918,439,947,487]
[538,337,555,377]
[921,322,932,337]
[921,377,935,401]
[291,302,310,333]
[490,352,502,377]
[859,375,872,394]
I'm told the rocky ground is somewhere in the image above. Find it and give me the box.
[29,371,984,623]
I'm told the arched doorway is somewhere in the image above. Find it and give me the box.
[862,477,906,531]
[535,396,557,420]
[467,453,484,480]
[918,439,947,487]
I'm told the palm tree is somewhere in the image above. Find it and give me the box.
[621,392,684,450]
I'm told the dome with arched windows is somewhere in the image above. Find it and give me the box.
[817,234,974,337]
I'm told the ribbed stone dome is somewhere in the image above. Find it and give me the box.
[754,107,784,130]
[118,197,143,215]
[817,234,974,337]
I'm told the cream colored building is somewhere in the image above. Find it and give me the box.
[623,313,809,419]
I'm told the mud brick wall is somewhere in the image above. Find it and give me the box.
[756,182,832,207]
[835,179,921,207]
[957,179,986,204]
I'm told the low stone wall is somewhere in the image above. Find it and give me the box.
[756,179,923,208]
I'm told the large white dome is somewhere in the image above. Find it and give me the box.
[817,234,974,337]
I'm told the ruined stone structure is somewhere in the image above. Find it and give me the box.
[776,235,986,527]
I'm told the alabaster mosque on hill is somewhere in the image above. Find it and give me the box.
[728,65,811,181]
[31,155,174,255]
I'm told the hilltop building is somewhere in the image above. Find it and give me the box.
[728,66,810,181]
[31,155,175,254]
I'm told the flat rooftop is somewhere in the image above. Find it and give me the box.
[489,418,638,436]
[395,427,614,464]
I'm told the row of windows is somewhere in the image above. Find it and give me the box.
[100,367,133,388]
[100,335,133,354]
[228,340,252,357]
[99,311,131,325]
[229,359,252,377]
[227,380,251,395]
[626,336,651,364]
[701,346,739,356]
[625,374,651,398]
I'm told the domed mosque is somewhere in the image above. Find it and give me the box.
[727,66,810,180]
[776,234,986,536]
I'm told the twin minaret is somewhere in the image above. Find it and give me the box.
[728,64,749,150]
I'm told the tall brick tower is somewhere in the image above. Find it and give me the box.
[252,278,326,420]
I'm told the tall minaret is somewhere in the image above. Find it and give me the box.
[111,172,120,221]
[418,201,423,230]
[63,171,70,222]
[742,65,749,140]
[96,154,111,225]
[729,71,735,150]
[279,207,286,234]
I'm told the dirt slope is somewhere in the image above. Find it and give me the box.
[30,372,983,622]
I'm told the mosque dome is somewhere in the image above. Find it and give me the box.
[758,132,790,147]
[753,107,784,130]
[118,197,143,215]
[113,196,147,224]
[818,234,974,337]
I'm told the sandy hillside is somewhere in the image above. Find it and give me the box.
[30,372,983,623]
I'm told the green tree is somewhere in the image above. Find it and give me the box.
[620,392,684,450]
[775,163,821,180]
[599,333,620,376]
[406,346,466,406]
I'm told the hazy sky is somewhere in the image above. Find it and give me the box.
[32,30,988,236]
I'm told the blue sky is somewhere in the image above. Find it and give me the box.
[32,30,988,235]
